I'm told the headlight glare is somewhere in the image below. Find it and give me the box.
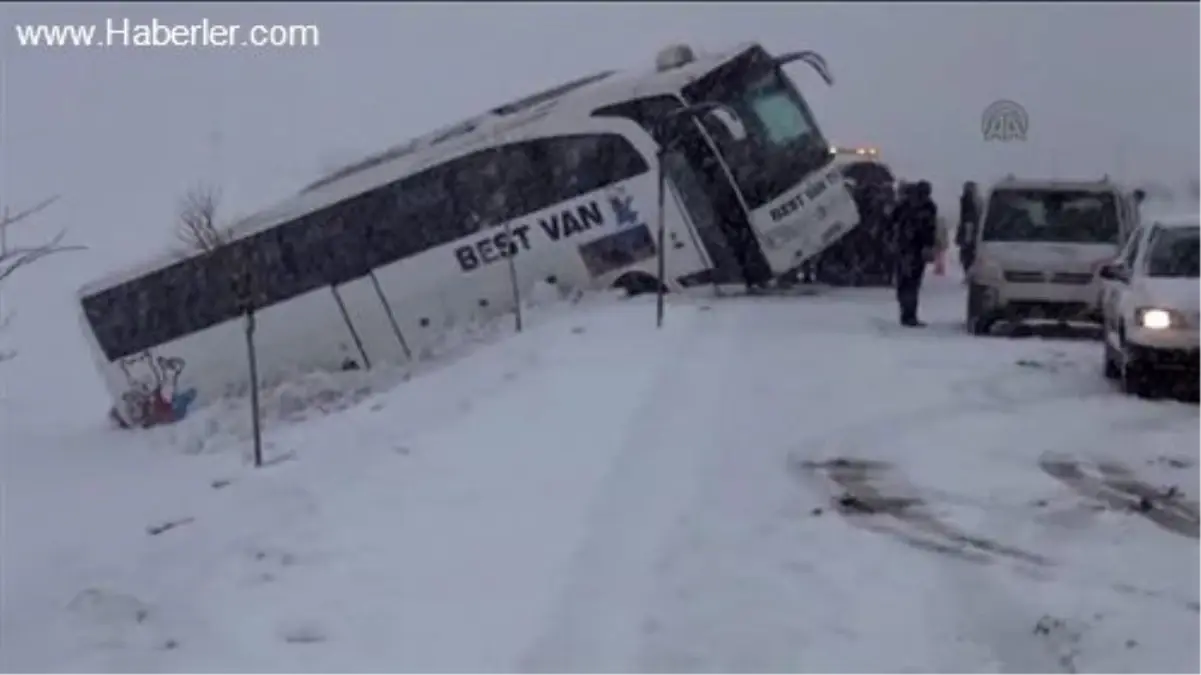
[1136,307,1179,329]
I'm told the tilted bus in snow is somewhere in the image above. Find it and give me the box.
[77,41,861,427]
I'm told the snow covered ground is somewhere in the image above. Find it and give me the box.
[2,269,1198,673]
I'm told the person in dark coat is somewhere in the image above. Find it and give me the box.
[956,181,981,276]
[892,180,938,327]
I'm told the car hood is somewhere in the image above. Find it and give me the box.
[1134,277,1201,315]
[978,241,1117,273]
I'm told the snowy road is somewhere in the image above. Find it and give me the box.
[2,275,1197,672]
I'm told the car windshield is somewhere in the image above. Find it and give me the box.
[683,46,831,209]
[982,189,1120,243]
[1145,227,1200,278]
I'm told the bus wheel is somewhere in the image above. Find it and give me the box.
[613,272,665,297]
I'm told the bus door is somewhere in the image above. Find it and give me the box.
[593,96,774,288]
[660,148,744,286]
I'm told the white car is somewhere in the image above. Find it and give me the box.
[1099,214,1200,396]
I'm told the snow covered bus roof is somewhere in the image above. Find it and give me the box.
[78,42,758,299]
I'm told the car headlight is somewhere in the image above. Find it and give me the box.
[1136,307,1186,330]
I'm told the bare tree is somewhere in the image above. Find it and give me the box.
[175,183,228,252]
[0,195,81,364]
[175,183,264,467]
[0,196,77,284]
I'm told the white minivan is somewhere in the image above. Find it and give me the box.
[965,177,1141,335]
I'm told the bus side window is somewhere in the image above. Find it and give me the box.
[297,211,342,294]
[539,134,650,204]
[374,167,443,268]
[318,206,372,286]
[205,241,246,315]
[143,270,175,342]
[596,134,651,185]
[188,253,220,327]
[447,149,504,235]
[229,248,253,311]
[101,286,136,359]
[392,165,460,254]
[342,190,390,272]
[493,142,542,223]
[155,264,189,338]
[363,189,410,271]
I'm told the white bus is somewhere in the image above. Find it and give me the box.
[78,41,860,428]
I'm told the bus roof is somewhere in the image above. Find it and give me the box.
[78,42,756,300]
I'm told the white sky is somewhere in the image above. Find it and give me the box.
[1,1,1197,299]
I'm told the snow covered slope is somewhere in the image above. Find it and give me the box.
[2,274,1197,672]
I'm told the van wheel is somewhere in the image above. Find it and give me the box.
[966,283,994,336]
[1119,334,1154,397]
[613,272,665,297]
[1122,356,1153,397]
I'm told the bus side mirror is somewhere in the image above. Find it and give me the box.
[773,50,835,86]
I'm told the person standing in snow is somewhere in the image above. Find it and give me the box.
[956,181,981,276]
[891,180,938,327]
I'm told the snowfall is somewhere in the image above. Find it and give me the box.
[1,250,1198,673]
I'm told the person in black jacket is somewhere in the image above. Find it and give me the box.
[892,180,938,326]
[956,181,981,276]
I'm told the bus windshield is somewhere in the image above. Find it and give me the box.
[683,45,831,210]
[982,189,1120,244]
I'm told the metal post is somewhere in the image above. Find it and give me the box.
[653,101,746,329]
[330,284,371,370]
[246,310,263,468]
[0,207,8,324]
[656,157,667,329]
[504,218,522,333]
[369,270,412,361]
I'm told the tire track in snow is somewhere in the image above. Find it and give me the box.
[520,305,742,673]
[818,383,1196,672]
